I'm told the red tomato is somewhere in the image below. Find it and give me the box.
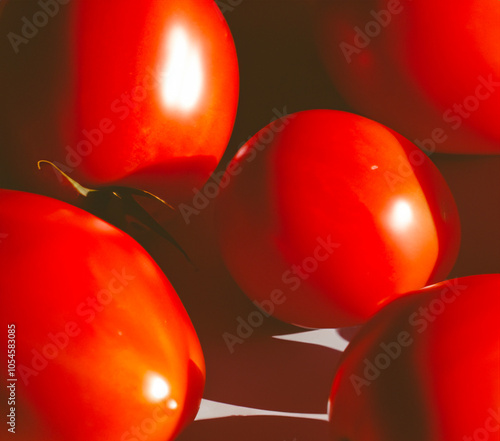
[215,110,460,328]
[328,274,500,440]
[0,190,205,441]
[317,0,500,154]
[0,0,238,202]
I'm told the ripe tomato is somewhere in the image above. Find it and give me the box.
[316,0,500,154]
[0,0,238,202]
[214,110,460,328]
[328,274,500,441]
[0,190,205,441]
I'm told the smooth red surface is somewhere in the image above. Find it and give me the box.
[215,110,460,328]
[0,0,238,203]
[0,190,205,441]
[328,274,500,440]
[317,0,500,154]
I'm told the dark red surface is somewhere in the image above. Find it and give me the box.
[328,275,500,440]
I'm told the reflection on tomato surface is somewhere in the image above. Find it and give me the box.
[316,0,500,154]
[0,0,238,202]
[0,190,205,441]
[215,110,460,329]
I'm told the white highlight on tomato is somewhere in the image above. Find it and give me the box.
[159,25,203,112]
[390,199,414,231]
[143,372,171,403]
[167,399,178,410]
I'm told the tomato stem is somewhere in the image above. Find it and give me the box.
[37,160,95,197]
[37,160,193,265]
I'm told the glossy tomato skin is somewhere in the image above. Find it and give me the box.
[0,190,205,441]
[328,274,500,441]
[215,110,460,328]
[0,0,238,203]
[317,0,500,154]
